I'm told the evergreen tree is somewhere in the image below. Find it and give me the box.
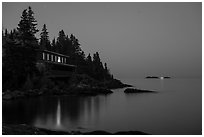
[85,53,93,76]
[104,63,111,80]
[87,54,92,64]
[4,29,8,37]
[40,24,51,50]
[92,52,105,80]
[3,6,39,90]
[54,31,84,67]
[27,6,38,42]
[70,34,81,55]
[56,30,66,53]
[51,38,56,51]
[104,63,108,72]
[17,6,38,46]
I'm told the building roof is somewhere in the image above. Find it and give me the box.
[38,49,70,58]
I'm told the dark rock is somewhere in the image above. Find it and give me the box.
[2,123,46,135]
[2,85,113,100]
[3,94,13,100]
[83,130,112,135]
[146,76,159,79]
[27,89,39,97]
[2,123,149,135]
[38,128,71,135]
[38,91,43,95]
[102,79,132,89]
[2,90,24,100]
[73,74,132,89]
[70,85,113,96]
[13,90,24,98]
[2,123,71,135]
[2,74,132,100]
[164,76,171,79]
[91,87,113,94]
[124,88,157,93]
[114,131,149,135]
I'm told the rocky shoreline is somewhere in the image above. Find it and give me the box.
[2,87,112,101]
[2,123,149,135]
[2,78,132,100]
[124,88,157,93]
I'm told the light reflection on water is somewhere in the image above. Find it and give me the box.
[2,79,202,134]
[28,95,106,131]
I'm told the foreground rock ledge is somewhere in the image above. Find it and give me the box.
[2,78,132,100]
[124,88,157,93]
[2,123,149,135]
[2,86,113,100]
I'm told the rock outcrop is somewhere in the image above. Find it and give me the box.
[124,88,157,93]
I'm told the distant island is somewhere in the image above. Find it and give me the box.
[145,76,171,79]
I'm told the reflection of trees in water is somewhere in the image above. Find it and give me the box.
[2,96,58,124]
[61,96,83,123]
[3,95,108,130]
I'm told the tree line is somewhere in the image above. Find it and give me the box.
[2,6,113,91]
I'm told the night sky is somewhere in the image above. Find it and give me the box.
[2,2,202,79]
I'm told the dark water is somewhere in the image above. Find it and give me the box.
[2,78,202,135]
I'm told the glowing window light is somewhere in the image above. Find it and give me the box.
[58,56,61,63]
[51,55,53,61]
[62,57,64,63]
[47,53,49,60]
[64,58,66,64]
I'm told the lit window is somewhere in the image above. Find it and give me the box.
[51,55,53,61]
[62,57,64,63]
[64,58,66,63]
[47,54,49,60]
[58,56,61,63]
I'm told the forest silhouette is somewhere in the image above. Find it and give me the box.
[2,6,115,91]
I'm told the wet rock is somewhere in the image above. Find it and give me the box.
[100,79,132,89]
[124,88,157,93]
[114,131,149,135]
[2,123,46,135]
[38,91,43,95]
[71,131,83,135]
[3,123,149,135]
[71,86,113,96]
[83,130,112,135]
[3,94,12,100]
[76,83,90,88]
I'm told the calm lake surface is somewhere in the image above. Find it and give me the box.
[3,78,202,135]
